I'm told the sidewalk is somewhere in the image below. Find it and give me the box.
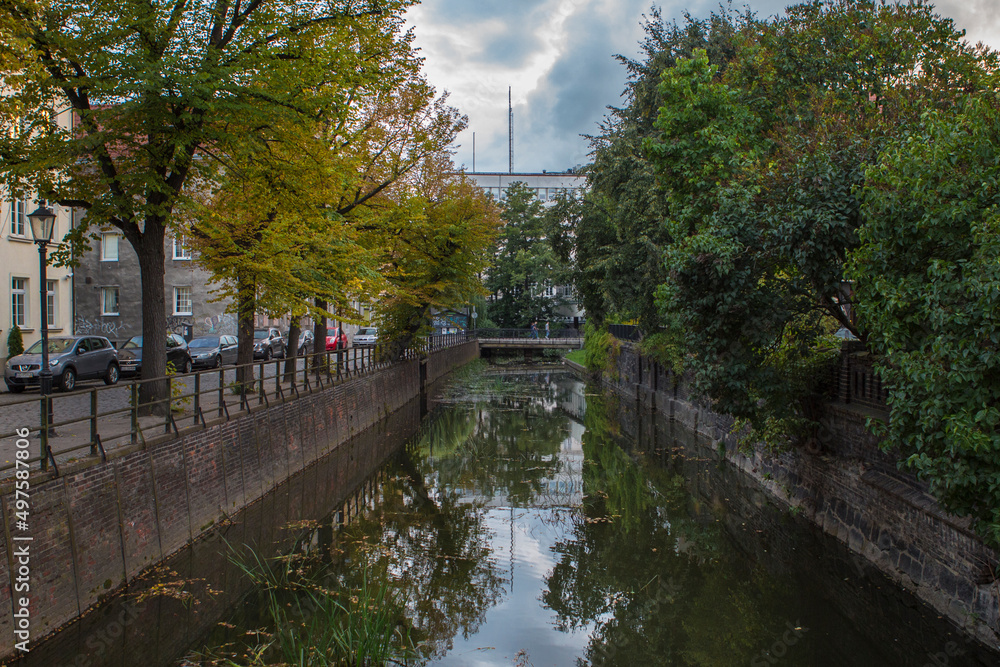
[0,354,374,477]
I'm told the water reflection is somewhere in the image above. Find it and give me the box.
[414,369,993,666]
[544,387,799,666]
[41,367,994,666]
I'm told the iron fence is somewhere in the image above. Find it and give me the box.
[606,324,642,342]
[473,327,583,340]
[427,331,473,350]
[0,336,476,476]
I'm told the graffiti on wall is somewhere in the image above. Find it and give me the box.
[204,313,237,335]
[167,316,193,336]
[75,316,131,338]
[75,314,237,340]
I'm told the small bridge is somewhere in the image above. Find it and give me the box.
[474,328,583,356]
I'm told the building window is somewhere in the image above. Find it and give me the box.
[173,286,193,315]
[101,287,120,316]
[10,200,25,236]
[101,233,119,261]
[46,280,57,328]
[173,236,192,260]
[11,277,27,327]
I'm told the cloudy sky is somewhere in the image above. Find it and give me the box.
[405,0,1000,174]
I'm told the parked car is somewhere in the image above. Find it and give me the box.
[289,330,314,356]
[325,327,348,351]
[253,327,286,360]
[4,335,120,393]
[353,327,378,347]
[118,333,193,376]
[188,335,238,369]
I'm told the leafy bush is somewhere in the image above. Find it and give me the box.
[637,328,686,375]
[583,323,620,376]
[849,95,1000,549]
[165,361,190,411]
[6,325,24,359]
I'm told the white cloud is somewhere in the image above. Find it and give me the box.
[408,0,1000,173]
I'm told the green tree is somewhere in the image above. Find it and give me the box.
[0,0,416,408]
[486,182,567,328]
[642,1,996,446]
[372,158,501,358]
[848,95,1000,548]
[578,7,750,333]
[189,33,465,374]
[190,125,378,382]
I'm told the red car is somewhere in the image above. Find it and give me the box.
[325,327,349,351]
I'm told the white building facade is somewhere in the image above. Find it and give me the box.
[466,171,588,328]
[465,170,586,203]
[1,103,75,362]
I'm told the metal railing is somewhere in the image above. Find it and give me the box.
[427,331,473,350]
[834,344,889,411]
[473,327,583,340]
[606,324,642,341]
[0,336,476,476]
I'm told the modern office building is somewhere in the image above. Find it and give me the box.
[465,170,586,202]
[466,170,587,328]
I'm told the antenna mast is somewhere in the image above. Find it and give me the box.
[508,87,513,174]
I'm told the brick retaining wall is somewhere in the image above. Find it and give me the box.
[598,344,1000,647]
[0,343,478,658]
[425,341,479,385]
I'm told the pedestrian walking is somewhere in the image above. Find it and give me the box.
[545,322,550,339]
[531,321,538,339]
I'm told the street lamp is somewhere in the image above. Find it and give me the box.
[28,202,57,450]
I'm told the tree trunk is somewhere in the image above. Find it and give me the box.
[284,318,300,381]
[383,305,429,362]
[136,225,168,415]
[236,270,256,389]
[312,298,327,375]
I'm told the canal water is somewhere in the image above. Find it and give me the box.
[19,364,1000,666]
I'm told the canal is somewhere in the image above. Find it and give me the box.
[19,363,1000,666]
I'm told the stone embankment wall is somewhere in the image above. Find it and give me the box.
[598,344,1000,647]
[28,400,424,667]
[0,341,478,657]
[425,340,479,385]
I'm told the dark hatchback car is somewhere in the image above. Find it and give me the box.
[4,336,119,392]
[188,335,238,369]
[253,327,286,360]
[118,333,193,376]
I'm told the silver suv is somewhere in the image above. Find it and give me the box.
[353,327,379,347]
[5,336,120,393]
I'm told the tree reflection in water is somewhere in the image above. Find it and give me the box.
[419,370,572,506]
[325,370,579,660]
[188,367,939,666]
[330,455,506,661]
[543,390,798,667]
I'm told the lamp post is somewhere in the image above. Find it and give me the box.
[28,202,57,457]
